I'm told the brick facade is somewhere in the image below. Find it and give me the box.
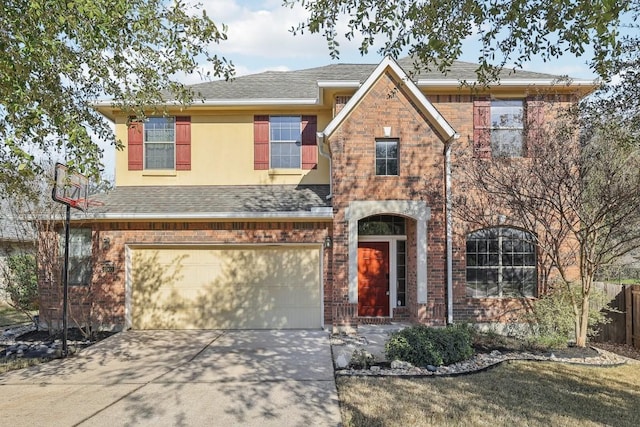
[39,221,331,330]
[39,59,585,332]
[329,71,448,328]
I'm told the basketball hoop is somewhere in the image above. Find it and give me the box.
[51,162,94,358]
[52,163,89,212]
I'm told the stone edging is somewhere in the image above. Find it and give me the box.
[335,346,635,378]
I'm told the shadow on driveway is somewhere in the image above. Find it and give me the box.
[0,330,341,427]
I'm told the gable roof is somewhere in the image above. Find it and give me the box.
[93,57,596,119]
[320,57,457,142]
[184,57,588,102]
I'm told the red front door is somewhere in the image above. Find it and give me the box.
[358,242,390,317]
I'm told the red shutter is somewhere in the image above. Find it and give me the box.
[473,98,491,159]
[254,115,270,170]
[175,116,191,170]
[525,98,544,157]
[127,118,143,170]
[301,115,317,169]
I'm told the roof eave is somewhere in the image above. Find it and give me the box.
[75,209,334,221]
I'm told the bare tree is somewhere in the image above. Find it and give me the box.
[456,97,640,347]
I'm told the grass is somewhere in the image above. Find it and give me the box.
[0,357,43,374]
[337,361,640,427]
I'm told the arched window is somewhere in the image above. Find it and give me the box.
[466,227,536,298]
[358,215,406,235]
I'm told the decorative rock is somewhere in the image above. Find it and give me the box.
[335,354,349,369]
[426,365,438,372]
[391,360,413,370]
[370,366,381,372]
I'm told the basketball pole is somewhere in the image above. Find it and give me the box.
[61,203,70,357]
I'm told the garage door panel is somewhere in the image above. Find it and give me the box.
[131,246,321,329]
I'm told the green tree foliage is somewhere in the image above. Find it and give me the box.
[521,283,612,348]
[3,254,39,317]
[288,0,637,80]
[0,0,233,195]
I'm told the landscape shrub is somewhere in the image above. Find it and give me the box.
[2,253,38,317]
[385,324,474,366]
[522,283,612,348]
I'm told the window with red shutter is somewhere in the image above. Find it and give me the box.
[474,98,528,158]
[253,115,318,170]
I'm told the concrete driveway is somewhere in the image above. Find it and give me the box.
[0,330,341,427]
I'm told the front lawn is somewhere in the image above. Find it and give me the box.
[337,361,640,427]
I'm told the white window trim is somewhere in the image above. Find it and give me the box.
[375,138,399,176]
[269,115,302,169]
[144,117,176,170]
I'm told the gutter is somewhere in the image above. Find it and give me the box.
[317,132,333,200]
[444,133,460,325]
[69,208,334,221]
[416,78,597,87]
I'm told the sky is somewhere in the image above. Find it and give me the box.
[100,0,601,178]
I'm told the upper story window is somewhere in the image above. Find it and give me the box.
[270,116,302,168]
[128,116,190,172]
[466,227,536,298]
[254,115,317,171]
[375,139,398,176]
[144,117,175,169]
[473,98,540,159]
[490,100,524,157]
[60,228,92,286]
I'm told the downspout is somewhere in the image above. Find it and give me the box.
[445,133,460,325]
[317,132,332,199]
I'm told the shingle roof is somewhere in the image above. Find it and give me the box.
[80,185,332,219]
[186,57,565,101]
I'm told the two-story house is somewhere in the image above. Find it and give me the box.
[38,57,595,332]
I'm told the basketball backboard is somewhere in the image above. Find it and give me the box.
[52,163,89,212]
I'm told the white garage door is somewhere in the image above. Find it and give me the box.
[130,245,321,329]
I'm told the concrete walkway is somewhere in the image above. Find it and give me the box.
[0,330,341,427]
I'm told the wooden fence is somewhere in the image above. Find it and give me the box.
[593,283,640,349]
[626,286,640,348]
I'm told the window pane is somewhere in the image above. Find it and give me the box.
[145,143,175,169]
[270,116,301,168]
[358,215,406,235]
[61,229,92,286]
[492,129,523,157]
[145,117,175,142]
[466,227,536,298]
[375,139,398,175]
[387,160,398,175]
[491,100,523,128]
[491,100,523,157]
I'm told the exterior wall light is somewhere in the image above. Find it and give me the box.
[324,236,333,249]
[102,237,110,250]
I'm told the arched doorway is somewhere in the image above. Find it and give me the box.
[357,215,407,317]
